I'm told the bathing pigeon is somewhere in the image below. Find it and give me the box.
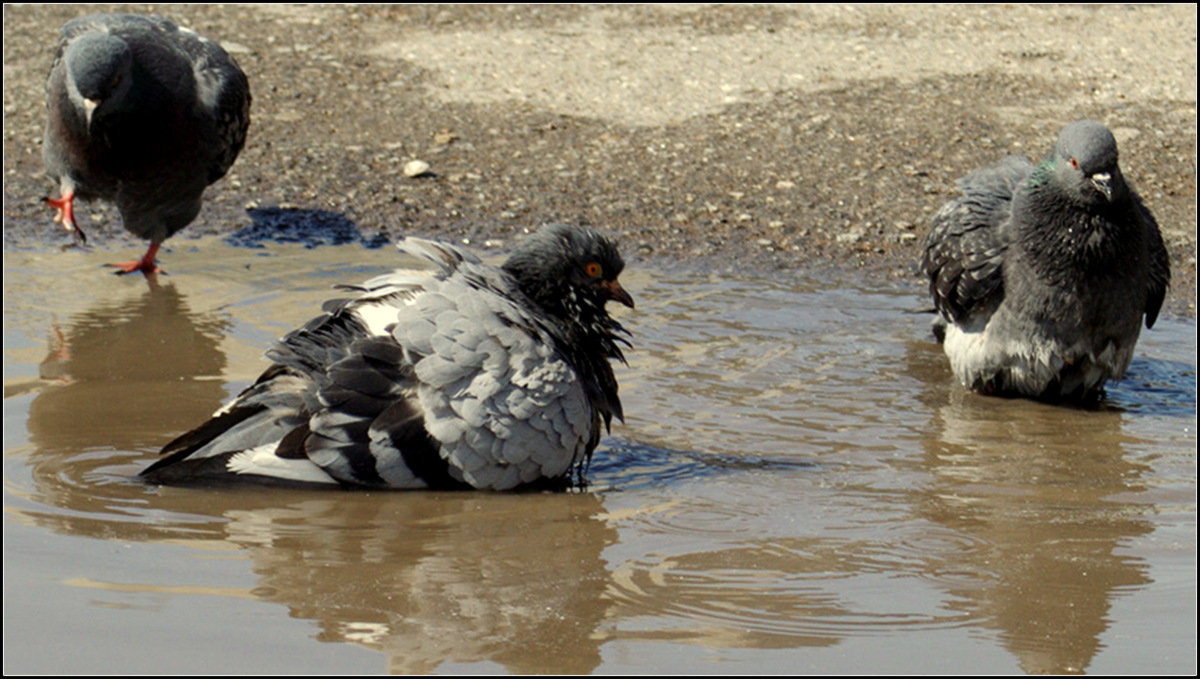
[42,13,251,274]
[141,224,635,490]
[920,120,1170,403]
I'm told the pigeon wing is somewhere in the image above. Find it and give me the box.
[921,155,1031,323]
[1133,196,1171,329]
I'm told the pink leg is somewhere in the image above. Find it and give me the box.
[44,190,88,244]
[109,242,164,276]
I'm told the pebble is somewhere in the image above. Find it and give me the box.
[221,41,252,55]
[403,160,431,177]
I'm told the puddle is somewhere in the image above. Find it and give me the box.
[3,238,1195,674]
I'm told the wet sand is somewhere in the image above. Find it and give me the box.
[3,4,1196,314]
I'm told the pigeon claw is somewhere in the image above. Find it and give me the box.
[108,243,164,276]
[44,192,88,244]
[108,260,162,276]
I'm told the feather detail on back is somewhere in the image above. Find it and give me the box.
[142,225,634,490]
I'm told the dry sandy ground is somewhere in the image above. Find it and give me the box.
[4,4,1196,315]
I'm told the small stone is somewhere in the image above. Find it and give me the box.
[403,160,431,177]
[220,41,253,55]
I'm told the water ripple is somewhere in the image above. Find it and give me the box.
[604,539,982,643]
[586,437,818,492]
[1105,357,1197,417]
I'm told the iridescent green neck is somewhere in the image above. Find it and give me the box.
[1028,157,1056,189]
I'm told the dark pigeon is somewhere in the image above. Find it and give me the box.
[42,13,251,275]
[141,224,635,490]
[920,120,1170,403]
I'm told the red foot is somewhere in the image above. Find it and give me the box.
[38,323,75,384]
[108,242,165,276]
[44,190,88,244]
[50,324,71,362]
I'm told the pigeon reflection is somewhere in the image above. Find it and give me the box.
[25,280,229,515]
[208,491,614,674]
[902,338,1153,675]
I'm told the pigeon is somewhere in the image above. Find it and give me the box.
[41,13,251,275]
[141,224,635,490]
[920,120,1170,403]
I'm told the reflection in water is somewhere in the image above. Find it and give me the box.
[19,281,229,532]
[212,492,615,674]
[29,280,228,453]
[593,440,985,649]
[3,252,1194,674]
[907,339,1155,674]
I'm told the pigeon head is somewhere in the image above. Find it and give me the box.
[503,223,635,319]
[503,224,633,429]
[64,32,134,127]
[1049,120,1125,206]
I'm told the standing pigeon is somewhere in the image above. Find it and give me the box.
[920,120,1170,403]
[42,13,251,275]
[141,224,635,490]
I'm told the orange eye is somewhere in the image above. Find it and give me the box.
[1069,157,1079,169]
[585,262,603,278]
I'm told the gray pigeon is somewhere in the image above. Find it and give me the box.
[42,13,251,274]
[141,224,635,490]
[920,120,1170,403]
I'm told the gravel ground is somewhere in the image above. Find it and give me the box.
[4,4,1195,315]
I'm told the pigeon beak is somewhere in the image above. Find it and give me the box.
[1090,172,1113,202]
[83,98,100,130]
[602,279,635,309]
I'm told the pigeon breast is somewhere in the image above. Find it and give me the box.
[919,120,1169,403]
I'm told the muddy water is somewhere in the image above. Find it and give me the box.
[3,239,1195,674]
